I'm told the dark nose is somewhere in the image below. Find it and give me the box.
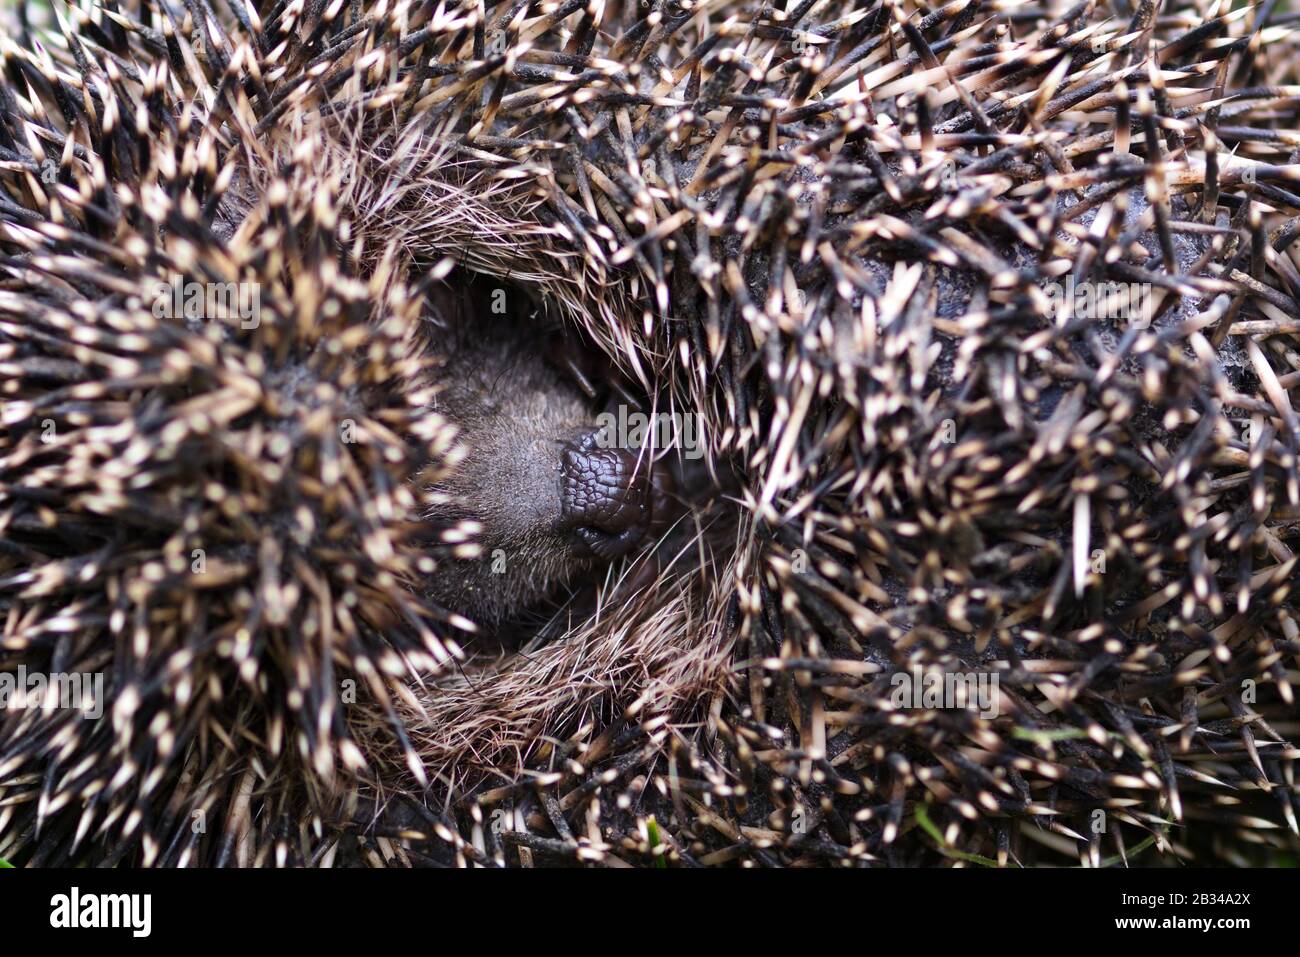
[559,440,669,560]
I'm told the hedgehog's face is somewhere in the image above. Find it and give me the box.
[419,278,674,627]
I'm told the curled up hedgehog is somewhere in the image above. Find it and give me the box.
[1,0,1299,868]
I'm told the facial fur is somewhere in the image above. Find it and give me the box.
[417,280,673,627]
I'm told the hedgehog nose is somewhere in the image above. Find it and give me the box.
[559,444,651,560]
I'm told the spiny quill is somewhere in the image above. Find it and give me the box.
[0,0,1298,867]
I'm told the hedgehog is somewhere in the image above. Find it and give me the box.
[414,279,681,627]
[1,0,1299,869]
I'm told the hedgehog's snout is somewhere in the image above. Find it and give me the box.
[558,436,675,560]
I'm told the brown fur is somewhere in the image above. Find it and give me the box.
[419,287,599,624]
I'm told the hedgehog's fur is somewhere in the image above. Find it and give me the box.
[3,0,1300,867]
